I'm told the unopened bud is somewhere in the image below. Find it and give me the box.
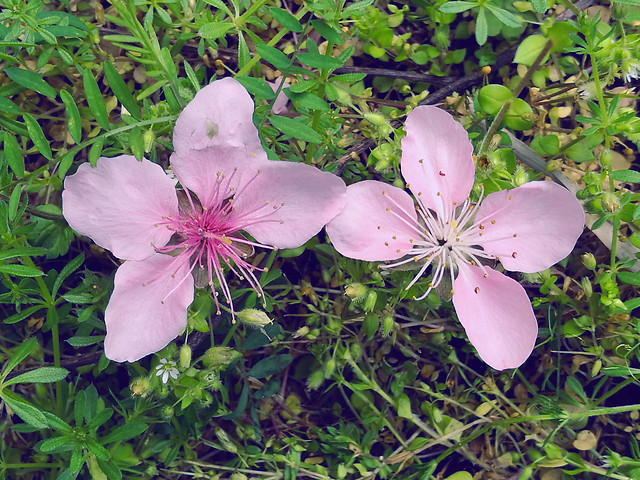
[482,65,492,75]
[581,252,597,270]
[237,309,273,327]
[600,148,612,167]
[307,369,325,390]
[179,345,192,369]
[203,347,242,370]
[601,192,620,212]
[514,166,528,186]
[130,378,152,397]
[363,290,377,312]
[364,112,388,127]
[381,314,395,337]
[350,342,363,361]
[324,358,336,378]
[162,405,174,417]
[581,277,593,298]
[345,283,367,300]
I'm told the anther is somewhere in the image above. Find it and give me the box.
[382,190,387,195]
[377,226,382,230]
[479,224,485,230]
[419,159,424,163]
[439,171,446,176]
[386,208,391,212]
[392,235,397,239]
[474,287,480,294]
[450,289,455,294]
[483,273,488,278]
[509,195,514,200]
[385,242,389,246]
[513,233,517,237]
[512,252,518,258]
[491,220,496,224]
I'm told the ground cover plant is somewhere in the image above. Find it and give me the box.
[2,0,640,479]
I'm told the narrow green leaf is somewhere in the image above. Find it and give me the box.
[202,0,234,16]
[0,264,44,277]
[129,126,144,160]
[89,137,105,167]
[100,422,148,444]
[58,150,77,178]
[618,271,640,286]
[4,133,24,177]
[0,96,21,115]
[311,20,344,45]
[237,33,251,71]
[2,390,48,429]
[52,253,84,298]
[256,44,291,70]
[83,69,109,129]
[67,335,105,347]
[235,76,275,99]
[224,382,249,420]
[183,60,199,91]
[104,62,141,119]
[610,169,640,183]
[23,113,52,160]
[2,338,37,377]
[476,7,488,45]
[40,435,72,452]
[60,89,82,144]
[270,7,303,32]
[270,115,323,143]
[8,183,22,222]
[97,459,122,480]
[439,1,477,14]
[485,5,521,28]
[42,411,73,433]
[198,21,235,40]
[6,67,57,98]
[610,0,640,5]
[4,304,46,325]
[0,247,48,261]
[297,51,344,70]
[4,367,69,386]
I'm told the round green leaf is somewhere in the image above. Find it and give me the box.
[477,84,513,115]
[504,98,534,130]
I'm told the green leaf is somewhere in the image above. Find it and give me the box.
[60,89,82,144]
[311,20,344,45]
[129,126,144,160]
[610,169,640,183]
[2,338,38,377]
[0,264,44,277]
[89,137,105,167]
[52,253,85,299]
[477,84,513,115]
[397,393,412,418]
[439,1,476,14]
[475,7,488,45]
[67,335,105,347]
[8,183,22,222]
[270,7,303,32]
[270,115,323,143]
[235,76,276,99]
[198,21,235,40]
[100,422,148,444]
[0,247,48,261]
[5,367,68,386]
[2,390,48,429]
[610,0,640,5]
[23,113,52,160]
[97,459,122,480]
[40,435,72,452]
[6,67,57,98]
[289,92,330,112]
[104,62,141,119]
[248,354,293,378]
[83,69,110,129]
[237,33,251,72]
[4,133,24,178]
[485,5,521,28]
[3,305,46,325]
[297,51,344,70]
[532,0,548,12]
[618,271,640,286]
[514,35,550,67]
[0,95,21,115]
[256,44,291,70]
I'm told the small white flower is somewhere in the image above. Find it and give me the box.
[155,358,179,384]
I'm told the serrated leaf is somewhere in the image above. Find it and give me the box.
[6,67,57,98]
[198,21,235,40]
[60,89,82,144]
[270,7,303,32]
[610,169,640,183]
[0,264,44,277]
[4,133,24,178]
[82,69,110,129]
[4,367,69,386]
[0,247,48,261]
[270,115,323,143]
[104,62,141,119]
[23,113,52,160]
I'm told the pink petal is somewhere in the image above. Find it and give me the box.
[326,180,418,261]
[401,106,475,217]
[453,263,538,370]
[62,156,179,261]
[172,77,264,154]
[170,146,268,210]
[104,254,194,362]
[269,79,290,114]
[230,162,347,249]
[471,182,584,273]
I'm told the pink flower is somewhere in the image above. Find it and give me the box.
[63,78,346,362]
[326,106,584,370]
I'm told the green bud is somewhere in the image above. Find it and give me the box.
[514,166,529,186]
[381,314,395,337]
[345,283,367,300]
[350,342,363,361]
[157,385,169,398]
[581,277,593,298]
[202,346,242,370]
[307,369,325,390]
[179,345,192,369]
[130,377,152,397]
[392,177,404,189]
[143,129,156,153]
[601,192,620,212]
[600,148,612,167]
[162,405,174,418]
[363,290,377,312]
[236,308,273,327]
[364,112,388,127]
[324,358,336,378]
[519,466,534,480]
[581,252,597,270]
[216,427,238,453]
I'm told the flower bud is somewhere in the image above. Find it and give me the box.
[179,345,192,369]
[345,283,367,300]
[581,253,597,270]
[236,309,273,327]
[364,112,388,127]
[601,192,620,212]
[381,314,395,337]
[307,369,325,390]
[324,358,336,378]
[363,290,377,312]
[130,378,152,397]
[514,166,529,186]
[600,148,612,167]
[581,277,593,298]
[162,405,174,418]
[202,347,242,370]
[350,342,363,361]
